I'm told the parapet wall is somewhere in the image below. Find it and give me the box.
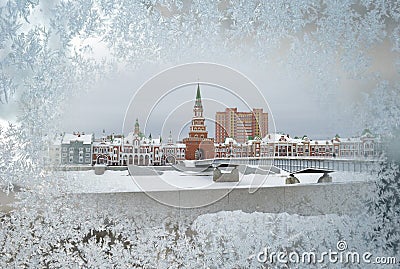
[1,181,372,222]
[72,181,371,224]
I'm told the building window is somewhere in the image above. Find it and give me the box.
[86,148,90,152]
[63,147,67,152]
[85,158,90,163]
[85,153,90,157]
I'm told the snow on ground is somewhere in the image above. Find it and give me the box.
[66,169,373,194]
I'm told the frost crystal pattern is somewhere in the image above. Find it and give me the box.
[0,0,399,268]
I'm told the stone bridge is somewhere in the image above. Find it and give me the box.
[195,157,379,173]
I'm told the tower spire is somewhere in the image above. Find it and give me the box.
[196,83,201,99]
[195,83,202,108]
[194,84,203,118]
[183,83,214,160]
[168,130,173,144]
[134,118,140,135]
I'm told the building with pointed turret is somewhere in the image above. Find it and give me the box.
[183,84,215,160]
[92,132,122,166]
[163,131,186,164]
[121,119,160,165]
[116,119,186,166]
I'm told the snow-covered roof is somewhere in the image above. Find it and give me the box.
[62,133,93,145]
[93,140,121,147]
[310,140,333,146]
[224,137,238,145]
[340,137,361,143]
[164,143,186,148]
[263,133,284,142]
[151,138,161,145]
[291,138,304,144]
[93,141,108,146]
[262,133,299,143]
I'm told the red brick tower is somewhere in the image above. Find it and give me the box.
[183,84,215,160]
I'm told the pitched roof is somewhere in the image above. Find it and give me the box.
[62,133,93,145]
[196,83,201,99]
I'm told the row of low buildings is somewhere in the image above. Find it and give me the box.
[48,85,381,166]
[50,120,186,166]
[179,84,381,160]
[48,127,381,166]
[215,131,380,158]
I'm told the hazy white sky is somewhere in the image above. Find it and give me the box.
[1,45,397,140]
[57,60,360,140]
[1,1,399,140]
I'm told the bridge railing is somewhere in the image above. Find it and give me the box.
[196,156,380,173]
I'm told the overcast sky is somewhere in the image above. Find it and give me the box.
[56,60,363,140]
[1,45,397,140]
[1,2,399,140]
[56,33,398,140]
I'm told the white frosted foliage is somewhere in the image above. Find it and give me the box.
[0,0,399,267]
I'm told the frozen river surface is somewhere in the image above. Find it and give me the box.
[66,169,372,194]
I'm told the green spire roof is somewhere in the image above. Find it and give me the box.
[135,118,139,127]
[362,128,372,135]
[195,84,202,107]
[196,84,201,99]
